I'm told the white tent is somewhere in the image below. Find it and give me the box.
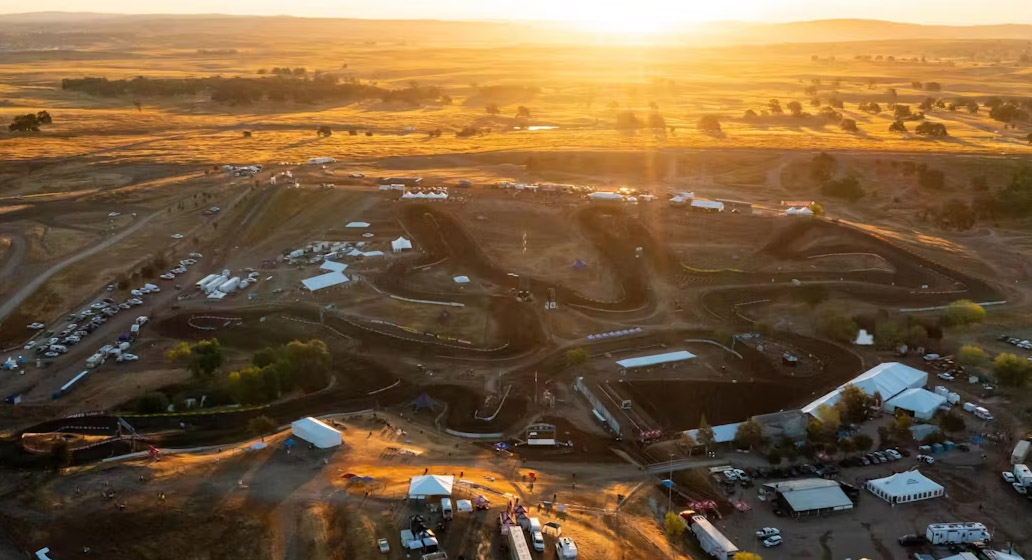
[302,271,349,291]
[885,388,947,420]
[320,260,348,272]
[866,470,944,504]
[290,417,342,448]
[392,237,413,252]
[854,329,874,345]
[588,192,624,201]
[453,275,470,284]
[802,362,928,418]
[408,475,454,498]
[786,206,815,216]
[345,221,370,228]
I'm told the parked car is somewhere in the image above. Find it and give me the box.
[722,469,738,481]
[762,536,783,548]
[27,322,45,330]
[898,534,927,546]
[917,455,935,464]
[160,273,175,280]
[23,341,36,350]
[755,528,780,538]
[733,468,749,481]
[1003,472,1017,483]
[1013,483,1028,495]
[884,449,902,461]
[376,538,389,554]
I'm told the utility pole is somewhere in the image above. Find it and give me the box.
[534,371,538,406]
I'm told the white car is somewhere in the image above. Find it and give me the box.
[756,528,780,538]
[23,341,36,350]
[80,309,94,317]
[885,449,903,460]
[938,373,954,381]
[27,322,45,330]
[722,469,738,481]
[90,302,107,310]
[160,273,175,280]
[44,352,59,358]
[120,354,139,362]
[118,303,131,309]
[377,538,389,554]
[1014,483,1028,495]
[733,468,749,481]
[136,316,149,325]
[917,455,935,464]
[147,286,161,293]
[1003,472,1017,483]
[189,253,203,259]
[170,234,184,239]
[763,535,783,548]
[131,290,143,297]
[349,173,365,178]
[64,336,81,344]
[172,267,187,274]
[128,298,143,306]
[108,211,121,217]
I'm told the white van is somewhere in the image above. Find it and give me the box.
[130,324,140,335]
[528,518,544,552]
[441,498,453,520]
[135,316,149,326]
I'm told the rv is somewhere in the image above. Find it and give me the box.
[1012,440,1030,465]
[528,518,544,552]
[684,512,739,560]
[441,498,453,520]
[554,537,578,560]
[925,523,991,545]
[1014,464,1032,488]
[86,354,105,368]
[507,526,533,560]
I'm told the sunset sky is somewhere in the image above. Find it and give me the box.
[2,0,1031,26]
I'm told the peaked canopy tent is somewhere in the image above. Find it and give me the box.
[408,475,454,499]
[391,237,413,252]
[866,470,944,504]
[885,388,947,420]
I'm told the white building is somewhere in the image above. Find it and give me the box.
[866,470,944,504]
[802,362,928,418]
[290,417,342,448]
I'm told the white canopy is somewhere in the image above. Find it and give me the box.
[854,329,874,345]
[320,260,348,272]
[786,206,815,216]
[290,417,342,448]
[453,275,470,284]
[408,475,454,498]
[588,192,624,201]
[392,237,413,252]
[302,271,349,291]
[885,388,947,420]
[866,470,944,504]
[345,221,370,228]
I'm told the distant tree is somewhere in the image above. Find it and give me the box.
[894,104,912,119]
[248,415,278,435]
[136,392,170,414]
[733,418,766,450]
[840,118,858,132]
[696,415,716,452]
[889,120,908,133]
[818,106,842,122]
[818,309,860,342]
[937,199,975,230]
[810,97,821,107]
[768,99,782,114]
[838,384,874,424]
[485,103,500,115]
[166,338,224,382]
[994,353,1032,387]
[766,449,782,465]
[697,114,722,133]
[679,431,697,455]
[516,105,531,119]
[665,512,686,537]
[133,101,142,112]
[565,348,588,366]
[795,283,829,307]
[852,433,874,452]
[804,85,818,96]
[939,412,966,434]
[918,167,945,189]
[440,95,453,105]
[911,81,923,89]
[615,111,643,130]
[647,111,666,130]
[786,101,803,116]
[906,324,928,347]
[915,121,948,137]
[889,412,915,445]
[887,87,898,99]
[808,201,825,216]
[989,103,1029,123]
[743,109,758,120]
[8,112,51,132]
[874,321,905,349]
[242,130,252,138]
[827,96,844,109]
[966,102,979,114]
[821,176,864,201]
[810,151,837,182]
[257,68,267,74]
[925,82,942,91]
[292,67,307,76]
[942,299,986,326]
[316,126,332,137]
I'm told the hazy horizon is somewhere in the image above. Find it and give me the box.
[2,0,1032,28]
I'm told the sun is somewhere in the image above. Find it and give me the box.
[572,11,672,34]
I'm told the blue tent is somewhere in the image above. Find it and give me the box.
[571,259,587,270]
[412,393,437,410]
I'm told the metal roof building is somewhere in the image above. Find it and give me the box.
[763,479,854,516]
[616,350,696,369]
[301,271,349,291]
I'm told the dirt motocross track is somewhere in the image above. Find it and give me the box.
[9,196,1005,463]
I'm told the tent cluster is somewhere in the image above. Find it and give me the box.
[401,191,449,200]
[586,327,644,341]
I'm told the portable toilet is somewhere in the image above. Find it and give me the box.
[943,440,955,451]
[932,443,945,454]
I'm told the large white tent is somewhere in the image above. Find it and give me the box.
[885,388,947,420]
[391,237,413,252]
[802,362,928,418]
[866,470,944,504]
[408,475,454,498]
[302,271,349,291]
[290,417,342,448]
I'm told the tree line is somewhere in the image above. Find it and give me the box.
[61,75,444,107]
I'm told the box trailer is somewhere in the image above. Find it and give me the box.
[196,273,219,288]
[1012,441,1031,465]
[689,514,739,560]
[1014,464,1032,488]
[507,526,533,560]
[218,277,241,293]
[203,275,227,293]
[925,523,991,545]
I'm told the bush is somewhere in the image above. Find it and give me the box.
[939,411,966,434]
[994,353,1032,387]
[821,176,864,201]
[840,118,858,132]
[248,415,278,435]
[818,311,859,343]
[565,348,588,366]
[766,449,782,465]
[615,111,643,130]
[664,511,686,537]
[136,392,170,414]
[697,114,722,133]
[957,345,989,368]
[941,300,986,327]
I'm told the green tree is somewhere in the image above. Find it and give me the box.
[874,321,905,349]
[942,299,986,327]
[697,114,722,133]
[664,511,686,537]
[888,412,915,445]
[889,120,908,133]
[852,433,874,452]
[734,553,763,560]
[840,118,858,132]
[837,384,873,424]
[565,348,589,366]
[905,324,928,347]
[795,283,829,307]
[766,449,782,465]
[485,103,500,115]
[733,418,766,450]
[808,201,825,216]
[821,176,864,201]
[810,152,837,182]
[957,345,989,368]
[166,339,224,382]
[248,415,278,435]
[136,392,170,414]
[786,100,803,116]
[939,411,966,434]
[282,339,332,391]
[697,415,716,451]
[516,105,531,119]
[679,431,697,456]
[818,310,859,343]
[994,353,1032,387]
